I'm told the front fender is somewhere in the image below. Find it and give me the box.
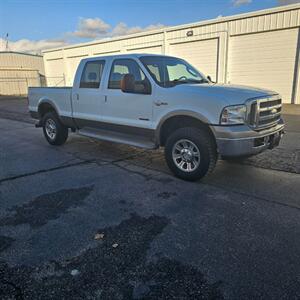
[155,110,210,143]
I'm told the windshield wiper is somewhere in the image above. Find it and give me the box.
[172,78,208,85]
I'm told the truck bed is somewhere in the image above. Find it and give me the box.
[28,87,73,120]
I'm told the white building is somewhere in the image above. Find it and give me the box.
[43,3,300,104]
[0,51,45,96]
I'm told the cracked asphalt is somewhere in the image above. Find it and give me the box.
[1,97,300,299]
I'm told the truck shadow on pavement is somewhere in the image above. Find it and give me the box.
[0,214,223,300]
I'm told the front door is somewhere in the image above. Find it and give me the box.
[71,59,106,128]
[102,58,154,132]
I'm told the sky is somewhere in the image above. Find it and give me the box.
[0,0,299,54]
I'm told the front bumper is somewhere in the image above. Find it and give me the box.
[210,120,284,157]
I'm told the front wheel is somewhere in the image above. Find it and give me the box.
[164,127,217,181]
[42,112,68,145]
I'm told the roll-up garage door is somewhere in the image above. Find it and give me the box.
[126,45,162,55]
[169,38,219,82]
[228,28,298,104]
[66,55,88,86]
[45,58,65,86]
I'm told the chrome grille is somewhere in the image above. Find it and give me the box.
[247,95,282,130]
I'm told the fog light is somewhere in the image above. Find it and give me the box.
[254,137,265,147]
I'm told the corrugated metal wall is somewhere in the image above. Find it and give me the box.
[0,52,45,95]
[0,52,44,75]
[43,4,300,104]
[0,68,40,95]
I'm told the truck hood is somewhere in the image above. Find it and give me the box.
[173,83,278,105]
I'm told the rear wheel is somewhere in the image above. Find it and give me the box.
[42,112,68,145]
[165,127,217,181]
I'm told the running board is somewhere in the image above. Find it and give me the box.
[78,127,157,149]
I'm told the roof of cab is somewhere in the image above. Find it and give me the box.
[81,53,176,62]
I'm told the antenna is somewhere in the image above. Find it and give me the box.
[5,33,9,51]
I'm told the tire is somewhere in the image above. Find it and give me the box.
[164,127,217,181]
[42,111,68,146]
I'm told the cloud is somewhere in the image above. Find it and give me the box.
[278,0,300,5]
[0,17,164,54]
[71,18,111,38]
[69,17,164,39]
[232,0,252,7]
[111,22,164,37]
[0,38,68,54]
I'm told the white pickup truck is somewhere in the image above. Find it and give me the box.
[29,54,284,181]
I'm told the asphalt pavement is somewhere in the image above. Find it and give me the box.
[0,97,300,299]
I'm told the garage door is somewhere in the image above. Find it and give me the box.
[66,55,88,86]
[126,45,162,55]
[45,58,65,86]
[228,29,298,103]
[169,38,219,82]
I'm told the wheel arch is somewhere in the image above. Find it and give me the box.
[37,99,60,119]
[157,111,216,146]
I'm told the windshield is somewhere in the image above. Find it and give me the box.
[140,56,208,88]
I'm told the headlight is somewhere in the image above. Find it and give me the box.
[220,105,247,125]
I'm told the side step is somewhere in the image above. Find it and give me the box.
[78,127,157,150]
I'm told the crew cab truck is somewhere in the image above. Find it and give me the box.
[28,54,284,181]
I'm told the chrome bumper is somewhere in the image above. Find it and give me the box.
[210,120,285,157]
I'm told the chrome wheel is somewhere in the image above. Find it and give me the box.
[45,118,57,140]
[172,139,201,172]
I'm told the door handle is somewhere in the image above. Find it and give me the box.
[75,93,79,101]
[154,100,168,106]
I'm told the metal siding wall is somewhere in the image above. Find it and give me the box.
[126,45,162,54]
[43,32,164,83]
[66,55,88,85]
[228,9,300,35]
[124,33,164,47]
[45,58,65,86]
[228,28,298,103]
[0,69,39,95]
[42,5,300,103]
[292,29,300,104]
[0,53,44,95]
[169,39,219,81]
[0,53,44,75]
[88,40,123,55]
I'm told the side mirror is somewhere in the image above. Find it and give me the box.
[207,75,215,83]
[142,80,152,95]
[121,74,135,93]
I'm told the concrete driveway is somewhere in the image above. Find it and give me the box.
[0,97,300,299]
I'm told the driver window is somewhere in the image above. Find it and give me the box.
[108,59,150,94]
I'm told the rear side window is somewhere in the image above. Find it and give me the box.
[108,59,146,90]
[80,60,105,88]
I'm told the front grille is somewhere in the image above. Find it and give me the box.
[247,95,282,130]
[260,99,281,108]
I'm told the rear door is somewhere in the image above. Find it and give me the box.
[71,59,106,128]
